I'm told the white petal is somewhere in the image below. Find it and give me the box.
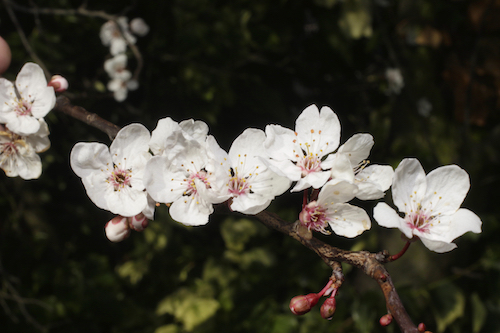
[110,123,151,168]
[149,117,184,157]
[144,156,185,203]
[328,153,355,183]
[16,63,55,118]
[4,113,41,136]
[106,186,148,217]
[295,105,341,155]
[70,142,111,179]
[355,164,394,200]
[373,202,413,239]
[326,203,371,237]
[419,237,457,253]
[179,119,209,143]
[264,124,298,161]
[421,165,470,215]
[26,119,50,153]
[318,179,358,204]
[169,196,212,226]
[392,158,427,213]
[337,133,374,166]
[429,208,482,243]
[291,170,331,192]
[10,150,42,180]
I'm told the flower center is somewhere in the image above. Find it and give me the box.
[405,208,432,233]
[228,176,250,196]
[299,201,331,235]
[296,152,322,177]
[14,99,32,116]
[185,170,210,196]
[107,166,132,191]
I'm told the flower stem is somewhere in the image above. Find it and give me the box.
[318,279,334,297]
[302,189,308,209]
[390,241,411,261]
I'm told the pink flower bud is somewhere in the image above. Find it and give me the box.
[105,216,130,242]
[127,213,148,231]
[418,323,426,332]
[289,293,320,315]
[48,75,69,92]
[379,314,393,326]
[320,297,336,320]
[0,36,11,74]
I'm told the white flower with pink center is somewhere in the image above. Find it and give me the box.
[70,123,154,218]
[100,17,136,56]
[299,179,371,237]
[208,128,291,214]
[0,119,50,180]
[0,63,55,136]
[145,132,229,226]
[373,158,482,252]
[324,133,394,200]
[264,104,341,192]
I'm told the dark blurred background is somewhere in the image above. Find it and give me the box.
[1,0,499,332]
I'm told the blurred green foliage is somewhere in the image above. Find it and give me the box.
[1,0,500,332]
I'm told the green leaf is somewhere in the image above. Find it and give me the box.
[430,282,465,333]
[156,288,220,331]
[471,293,486,333]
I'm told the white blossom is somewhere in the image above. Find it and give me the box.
[324,133,394,200]
[145,120,229,226]
[0,119,50,180]
[70,123,154,218]
[373,158,482,252]
[299,179,371,237]
[0,63,55,135]
[264,104,341,192]
[100,17,136,56]
[130,18,150,37]
[208,128,291,214]
[104,54,135,102]
[385,68,404,95]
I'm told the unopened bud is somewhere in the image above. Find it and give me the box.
[320,297,336,320]
[105,216,131,242]
[127,213,148,231]
[48,75,69,92]
[289,293,320,315]
[418,323,426,332]
[0,36,11,74]
[379,314,393,326]
[130,18,150,36]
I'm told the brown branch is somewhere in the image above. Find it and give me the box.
[53,95,121,140]
[55,99,420,333]
[2,0,51,79]
[255,211,419,333]
[5,0,116,20]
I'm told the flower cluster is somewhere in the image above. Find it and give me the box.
[0,63,56,179]
[100,17,149,102]
[71,104,481,251]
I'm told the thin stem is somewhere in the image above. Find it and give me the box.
[390,241,411,262]
[3,0,51,79]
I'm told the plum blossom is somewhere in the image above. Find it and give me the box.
[145,119,229,226]
[70,123,154,219]
[299,179,371,237]
[373,158,482,252]
[100,17,136,56]
[264,104,341,192]
[104,54,137,102]
[385,68,404,95]
[130,18,150,37]
[208,128,291,214]
[0,63,55,135]
[48,75,69,93]
[0,119,50,180]
[324,133,394,200]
